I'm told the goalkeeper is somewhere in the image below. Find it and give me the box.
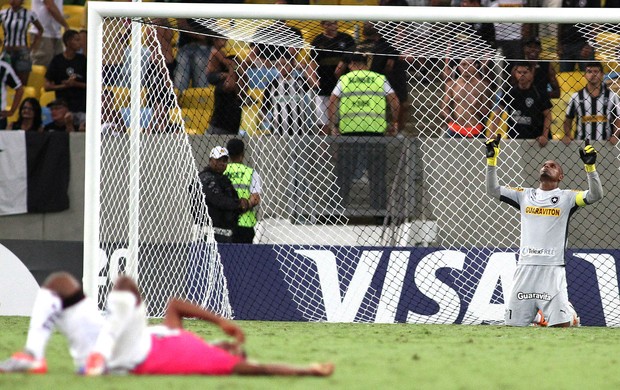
[485,135,604,327]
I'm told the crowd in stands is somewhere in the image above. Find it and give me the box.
[0,0,619,142]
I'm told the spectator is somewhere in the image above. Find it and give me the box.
[224,138,262,244]
[197,146,252,243]
[328,52,399,215]
[357,22,410,132]
[100,89,125,135]
[173,16,212,92]
[460,0,496,48]
[492,0,531,64]
[28,0,69,67]
[557,0,598,72]
[310,21,355,135]
[491,62,552,146]
[44,29,87,127]
[43,98,78,132]
[0,59,23,130]
[442,58,492,138]
[207,38,242,135]
[0,0,45,85]
[522,36,561,99]
[562,62,620,145]
[261,49,316,136]
[8,97,43,132]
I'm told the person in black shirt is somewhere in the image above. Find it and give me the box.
[43,98,77,132]
[558,0,598,72]
[207,38,242,135]
[196,146,251,243]
[311,21,355,134]
[491,62,552,145]
[357,22,410,131]
[44,29,86,126]
[522,37,560,99]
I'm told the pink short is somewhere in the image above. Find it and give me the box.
[131,330,244,375]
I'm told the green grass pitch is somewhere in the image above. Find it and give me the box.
[1,316,619,390]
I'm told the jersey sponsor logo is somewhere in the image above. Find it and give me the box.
[516,292,552,301]
[505,186,524,192]
[525,206,560,216]
[525,97,534,108]
[520,247,556,256]
[581,115,608,123]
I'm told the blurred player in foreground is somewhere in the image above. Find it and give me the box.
[1,273,333,377]
[82,276,334,377]
[485,135,603,327]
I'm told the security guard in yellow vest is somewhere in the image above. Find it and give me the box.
[327,52,399,215]
[224,138,262,243]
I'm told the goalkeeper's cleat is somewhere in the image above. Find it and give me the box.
[0,352,48,374]
[80,352,106,376]
[531,310,548,327]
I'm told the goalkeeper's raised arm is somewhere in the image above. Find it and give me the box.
[485,134,502,199]
[577,139,604,206]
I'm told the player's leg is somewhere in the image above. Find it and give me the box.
[0,272,81,373]
[232,360,334,377]
[505,266,539,326]
[539,268,573,328]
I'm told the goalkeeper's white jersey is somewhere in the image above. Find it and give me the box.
[499,186,582,266]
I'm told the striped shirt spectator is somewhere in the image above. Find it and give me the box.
[563,62,620,144]
[0,0,43,85]
[0,59,24,129]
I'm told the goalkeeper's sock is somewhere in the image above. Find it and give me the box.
[25,288,62,360]
[585,164,596,173]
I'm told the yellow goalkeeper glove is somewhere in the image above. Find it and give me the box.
[579,139,597,173]
[485,134,501,166]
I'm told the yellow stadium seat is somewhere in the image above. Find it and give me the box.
[486,111,509,139]
[179,87,215,111]
[27,65,46,98]
[180,107,212,135]
[63,5,86,30]
[39,90,56,108]
[6,86,37,123]
[550,97,570,140]
[557,71,586,95]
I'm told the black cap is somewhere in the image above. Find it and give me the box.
[47,98,68,108]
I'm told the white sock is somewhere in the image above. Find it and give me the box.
[24,288,62,360]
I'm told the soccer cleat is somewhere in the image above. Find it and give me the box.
[531,309,548,327]
[0,352,48,374]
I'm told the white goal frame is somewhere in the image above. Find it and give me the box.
[83,1,620,303]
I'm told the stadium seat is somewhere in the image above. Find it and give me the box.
[6,86,37,123]
[39,90,56,108]
[180,107,212,135]
[557,71,586,95]
[550,97,570,140]
[63,5,86,30]
[179,87,215,111]
[27,65,46,98]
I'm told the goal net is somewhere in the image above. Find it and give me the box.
[85,3,620,325]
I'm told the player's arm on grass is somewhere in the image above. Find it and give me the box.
[576,140,604,206]
[164,298,245,345]
[232,360,334,377]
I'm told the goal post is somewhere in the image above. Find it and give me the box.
[86,2,620,325]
